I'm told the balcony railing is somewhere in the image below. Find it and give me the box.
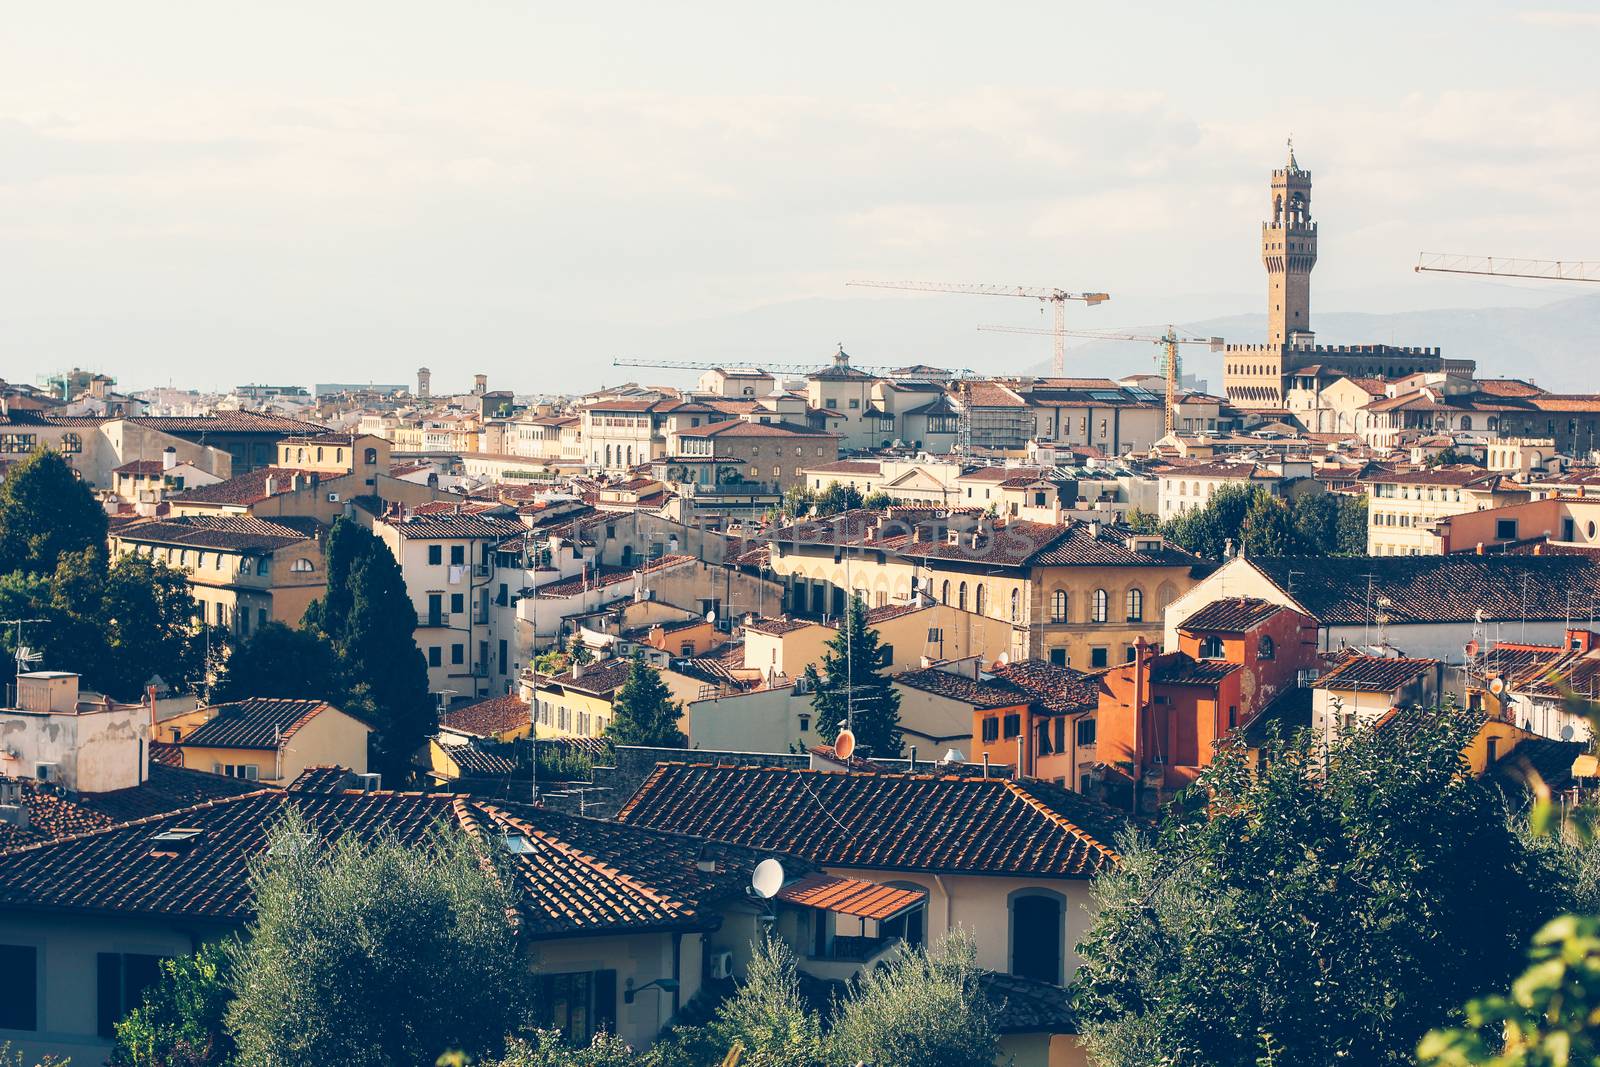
[679,481,782,498]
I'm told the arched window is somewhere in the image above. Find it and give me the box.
[1199,635,1225,659]
[1010,588,1020,622]
[1009,890,1065,985]
[975,585,987,616]
[958,582,968,611]
[291,558,315,573]
[1459,416,1472,431]
[941,580,950,605]
[1258,634,1276,660]
[1091,589,1108,623]
[296,448,305,463]
[316,447,324,461]
[1125,588,1143,622]
[60,433,82,454]
[1050,589,1067,623]
[364,447,378,464]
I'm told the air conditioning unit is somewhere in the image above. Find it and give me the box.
[353,772,382,792]
[34,763,60,784]
[327,492,341,502]
[709,950,734,981]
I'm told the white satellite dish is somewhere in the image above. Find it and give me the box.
[751,858,785,899]
[834,728,856,760]
[705,609,717,624]
[996,652,1009,666]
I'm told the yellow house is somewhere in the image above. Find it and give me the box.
[526,658,635,740]
[163,697,371,785]
[766,509,1202,668]
[108,515,327,635]
[741,601,1014,682]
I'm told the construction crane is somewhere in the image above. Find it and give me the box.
[846,280,1110,376]
[978,324,1223,435]
[1415,253,1600,283]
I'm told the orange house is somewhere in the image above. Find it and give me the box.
[1093,598,1318,809]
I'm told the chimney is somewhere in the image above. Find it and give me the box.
[263,475,276,497]
[161,447,177,472]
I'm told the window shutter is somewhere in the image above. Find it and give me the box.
[594,969,617,1034]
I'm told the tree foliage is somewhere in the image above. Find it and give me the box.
[213,622,343,704]
[0,448,107,577]
[304,518,436,782]
[1160,482,1258,560]
[1162,484,1367,560]
[1239,493,1310,557]
[1073,708,1567,1067]
[826,932,999,1067]
[813,482,863,517]
[227,812,529,1067]
[802,594,902,759]
[112,940,235,1067]
[604,655,686,748]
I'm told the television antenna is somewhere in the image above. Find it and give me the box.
[2,618,47,694]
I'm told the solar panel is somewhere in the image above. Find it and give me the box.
[1088,390,1125,401]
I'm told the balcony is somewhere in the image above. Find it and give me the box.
[425,613,446,629]
[679,480,782,498]
[803,936,904,982]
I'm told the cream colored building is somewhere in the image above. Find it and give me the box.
[741,601,1013,682]
[1365,467,1529,556]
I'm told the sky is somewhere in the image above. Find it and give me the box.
[4,1,1600,394]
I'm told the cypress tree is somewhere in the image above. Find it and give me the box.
[803,594,903,759]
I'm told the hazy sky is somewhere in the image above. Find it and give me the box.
[5,1,1600,394]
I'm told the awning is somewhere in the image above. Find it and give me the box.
[775,873,926,921]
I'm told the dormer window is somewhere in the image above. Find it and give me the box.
[1199,635,1225,659]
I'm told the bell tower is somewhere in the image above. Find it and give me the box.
[1262,139,1317,346]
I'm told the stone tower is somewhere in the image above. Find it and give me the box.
[417,367,431,399]
[1262,140,1317,346]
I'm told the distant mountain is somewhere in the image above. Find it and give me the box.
[606,293,1599,395]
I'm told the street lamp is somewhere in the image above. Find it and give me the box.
[623,977,680,1004]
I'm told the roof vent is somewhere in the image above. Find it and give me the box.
[501,832,535,855]
[148,826,204,856]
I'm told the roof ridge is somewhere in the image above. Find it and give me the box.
[0,788,281,857]
[1004,780,1121,863]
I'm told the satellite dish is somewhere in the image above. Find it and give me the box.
[996,652,1010,666]
[705,609,717,624]
[1464,639,1479,657]
[1489,676,1506,695]
[751,858,785,899]
[834,729,856,760]
[1475,609,1487,624]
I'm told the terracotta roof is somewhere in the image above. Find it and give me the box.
[535,554,694,598]
[1315,655,1438,693]
[616,764,1124,879]
[1151,656,1241,686]
[893,668,1030,710]
[170,467,321,506]
[385,514,527,540]
[0,765,258,848]
[441,695,531,739]
[111,515,318,553]
[113,460,168,476]
[743,617,818,636]
[1178,597,1284,633]
[988,661,1100,715]
[773,872,924,920]
[440,741,519,777]
[538,657,634,699]
[1250,555,1600,626]
[1362,466,1497,487]
[130,411,325,434]
[804,460,883,476]
[675,418,837,440]
[287,766,359,793]
[179,699,343,751]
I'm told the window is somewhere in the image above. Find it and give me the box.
[1076,718,1096,746]
[1091,589,1108,623]
[290,558,314,573]
[428,646,442,667]
[1199,635,1225,659]
[1002,713,1021,739]
[1090,647,1109,668]
[1009,891,1064,985]
[1010,588,1020,622]
[927,626,943,643]
[1125,588,1143,622]
[981,717,999,743]
[941,580,950,605]
[60,432,82,454]
[1257,635,1276,660]
[365,447,378,464]
[450,545,466,565]
[975,585,987,615]
[98,952,165,1038]
[0,434,36,453]
[451,644,465,665]
[1496,519,1518,540]
[798,714,811,733]
[0,945,37,1031]
[848,398,860,410]
[451,593,465,614]
[958,582,968,611]
[534,971,616,1046]
[1049,647,1067,667]
[1050,590,1067,623]
[428,545,443,565]
[1126,645,1138,662]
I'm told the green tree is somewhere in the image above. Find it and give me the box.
[0,448,108,577]
[1124,507,1161,533]
[861,490,894,511]
[1160,482,1259,560]
[1335,493,1369,555]
[214,622,343,703]
[1239,493,1311,557]
[779,485,816,520]
[814,482,863,517]
[483,1031,638,1067]
[604,655,687,747]
[226,812,529,1067]
[112,941,235,1067]
[304,518,435,782]
[1073,708,1565,1067]
[826,933,999,1067]
[802,594,902,759]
